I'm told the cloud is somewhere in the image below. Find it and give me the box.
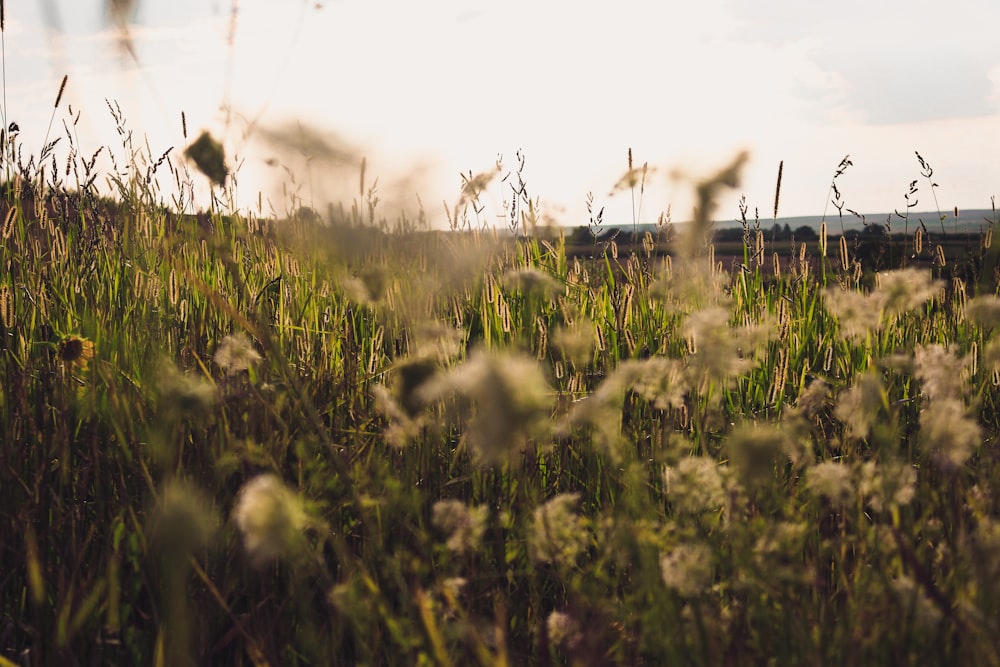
[725,0,1000,125]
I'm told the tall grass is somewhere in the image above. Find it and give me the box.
[2,82,1000,666]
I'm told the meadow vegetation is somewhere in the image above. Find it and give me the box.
[4,73,1000,667]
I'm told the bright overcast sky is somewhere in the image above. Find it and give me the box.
[4,0,1000,227]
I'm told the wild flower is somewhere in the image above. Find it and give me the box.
[857,461,917,513]
[682,306,770,386]
[213,332,262,376]
[373,350,450,447]
[529,493,589,569]
[913,344,968,401]
[805,461,854,507]
[390,355,439,418]
[552,319,596,366]
[725,422,794,486]
[342,265,392,306]
[753,521,807,561]
[834,372,885,440]
[373,384,425,449]
[660,543,713,598]
[232,474,309,565]
[409,321,465,362]
[663,456,725,515]
[793,377,831,419]
[157,361,217,416]
[562,358,684,461]
[501,267,561,298]
[983,337,1000,371]
[441,577,468,600]
[918,397,981,472]
[752,521,808,584]
[967,295,1000,329]
[631,357,687,410]
[420,350,553,466]
[431,499,488,555]
[546,610,582,650]
[874,268,942,316]
[822,287,880,339]
[58,334,94,371]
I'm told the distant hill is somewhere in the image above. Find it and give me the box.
[594,209,998,236]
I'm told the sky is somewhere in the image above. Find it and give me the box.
[3,0,1000,228]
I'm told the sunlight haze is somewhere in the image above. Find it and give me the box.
[5,0,1000,227]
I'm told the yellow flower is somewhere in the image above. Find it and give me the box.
[58,334,94,371]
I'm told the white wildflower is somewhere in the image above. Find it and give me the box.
[431,500,488,555]
[529,494,589,568]
[793,377,831,418]
[874,268,942,316]
[725,422,793,486]
[682,307,758,382]
[805,461,854,507]
[562,358,685,461]
[546,611,582,649]
[214,333,262,375]
[913,344,968,401]
[663,456,725,515]
[967,295,1000,329]
[420,350,553,466]
[835,372,884,440]
[157,361,217,416]
[660,543,713,598]
[858,461,917,513]
[232,474,309,565]
[552,319,596,366]
[631,357,687,410]
[822,287,880,339]
[502,267,561,297]
[919,398,981,472]
[441,577,468,600]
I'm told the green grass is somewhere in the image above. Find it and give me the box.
[3,112,1000,667]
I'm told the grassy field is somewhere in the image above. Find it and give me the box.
[3,115,1000,667]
